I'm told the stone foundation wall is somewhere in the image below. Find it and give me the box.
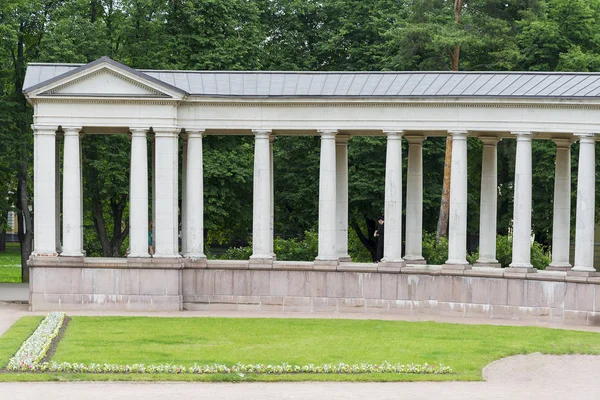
[29,257,600,326]
[182,263,600,326]
[29,257,182,311]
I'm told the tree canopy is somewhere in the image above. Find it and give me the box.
[2,0,600,271]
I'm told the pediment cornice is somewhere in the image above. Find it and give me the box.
[25,57,188,102]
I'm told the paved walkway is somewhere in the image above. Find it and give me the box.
[2,286,600,399]
[0,283,28,302]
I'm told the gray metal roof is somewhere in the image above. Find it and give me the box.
[23,57,600,99]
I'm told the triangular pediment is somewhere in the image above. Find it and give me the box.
[25,57,188,100]
[40,68,170,98]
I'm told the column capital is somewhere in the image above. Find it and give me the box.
[448,129,468,138]
[575,132,596,144]
[405,135,426,144]
[318,129,337,138]
[335,134,351,144]
[511,131,534,141]
[552,138,573,148]
[62,126,82,136]
[384,130,404,141]
[153,127,180,137]
[186,129,205,139]
[130,128,148,137]
[479,136,501,146]
[31,125,58,135]
[253,129,272,138]
[383,129,404,136]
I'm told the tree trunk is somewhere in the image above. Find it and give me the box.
[436,136,453,242]
[92,196,111,256]
[14,23,34,281]
[436,0,463,243]
[109,194,129,256]
[350,217,378,262]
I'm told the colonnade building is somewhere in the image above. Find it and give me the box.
[22,57,600,325]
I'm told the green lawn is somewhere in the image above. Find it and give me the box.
[3,316,600,382]
[0,243,21,283]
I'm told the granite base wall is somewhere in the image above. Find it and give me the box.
[29,258,182,311]
[182,267,600,327]
[28,257,600,326]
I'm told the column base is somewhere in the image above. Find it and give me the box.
[128,254,151,259]
[377,260,405,273]
[32,252,58,257]
[474,262,501,268]
[337,255,352,262]
[314,259,339,271]
[153,254,182,259]
[546,262,572,271]
[568,268,600,277]
[182,256,208,268]
[505,266,537,274]
[249,256,274,269]
[183,252,206,259]
[403,256,426,265]
[60,251,84,257]
[441,263,472,271]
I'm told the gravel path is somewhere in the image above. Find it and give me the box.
[1,302,600,399]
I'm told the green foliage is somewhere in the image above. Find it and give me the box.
[530,241,552,270]
[3,0,600,264]
[274,231,318,261]
[222,245,252,261]
[468,235,551,269]
[495,234,514,267]
[203,135,254,244]
[422,232,449,265]
[221,231,319,261]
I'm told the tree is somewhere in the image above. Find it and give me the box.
[0,0,63,281]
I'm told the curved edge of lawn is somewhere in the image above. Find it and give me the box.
[0,372,476,383]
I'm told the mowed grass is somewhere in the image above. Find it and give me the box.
[0,243,21,283]
[2,316,600,382]
[0,316,43,369]
[28,316,600,381]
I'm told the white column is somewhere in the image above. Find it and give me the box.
[251,129,273,261]
[572,134,596,272]
[154,128,180,257]
[509,131,534,269]
[181,134,188,255]
[475,137,500,266]
[382,130,404,264]
[445,130,469,266]
[61,126,84,256]
[404,135,425,263]
[316,129,338,262]
[55,133,62,253]
[128,128,150,258]
[79,134,84,254]
[32,125,57,256]
[151,135,156,250]
[336,134,351,262]
[184,130,205,258]
[548,139,572,270]
[269,135,276,257]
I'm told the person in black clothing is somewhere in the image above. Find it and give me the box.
[374,216,384,262]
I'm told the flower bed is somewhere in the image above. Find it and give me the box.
[6,313,453,375]
[7,312,65,371]
[30,361,452,374]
